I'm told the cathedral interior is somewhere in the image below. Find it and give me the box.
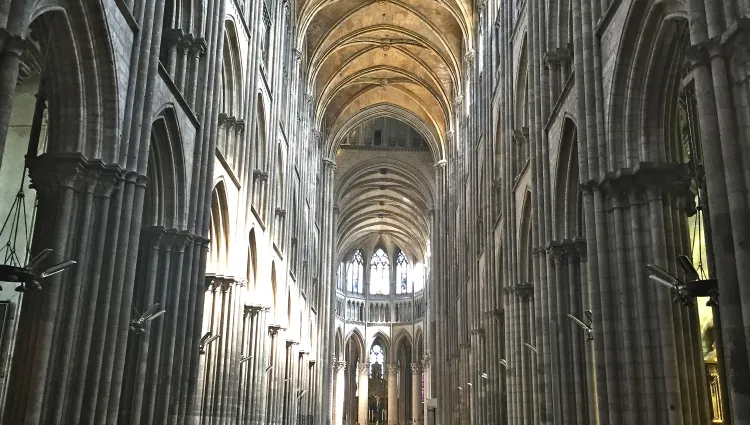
[1,0,750,424]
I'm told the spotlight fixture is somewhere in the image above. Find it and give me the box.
[297,389,308,399]
[199,332,220,354]
[499,359,507,368]
[646,255,718,306]
[129,303,166,334]
[481,372,489,379]
[567,310,593,341]
[240,355,254,363]
[524,343,538,354]
[265,365,274,372]
[0,248,77,292]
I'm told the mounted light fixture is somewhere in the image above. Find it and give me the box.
[646,255,718,306]
[199,332,220,354]
[567,310,593,341]
[129,303,166,334]
[0,166,76,292]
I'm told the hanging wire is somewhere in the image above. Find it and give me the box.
[0,17,53,269]
[682,92,708,280]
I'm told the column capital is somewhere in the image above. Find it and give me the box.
[28,153,125,198]
[433,159,447,169]
[0,29,26,57]
[464,50,475,64]
[334,360,347,371]
[268,324,285,336]
[323,158,337,170]
[292,48,302,62]
[387,364,399,375]
[410,362,422,373]
[357,363,370,376]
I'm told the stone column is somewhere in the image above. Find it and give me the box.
[387,364,398,425]
[421,354,431,424]
[357,363,369,425]
[333,361,347,425]
[0,31,25,167]
[411,364,422,424]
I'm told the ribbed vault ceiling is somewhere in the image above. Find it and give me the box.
[299,0,472,161]
[301,0,466,261]
[334,155,433,261]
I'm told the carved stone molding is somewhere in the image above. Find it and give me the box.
[253,169,269,182]
[244,304,266,316]
[410,362,422,373]
[268,324,285,336]
[161,28,184,47]
[512,282,534,301]
[334,361,347,372]
[512,127,529,145]
[28,154,126,198]
[358,363,371,376]
[323,158,337,170]
[590,162,693,200]
[205,274,242,292]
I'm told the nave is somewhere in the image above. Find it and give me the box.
[1,0,750,424]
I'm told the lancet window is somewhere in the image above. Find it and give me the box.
[396,251,411,294]
[369,248,390,295]
[347,250,364,294]
[369,344,385,378]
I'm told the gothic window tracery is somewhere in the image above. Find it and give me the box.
[396,251,411,294]
[369,344,385,378]
[369,248,390,295]
[347,250,364,294]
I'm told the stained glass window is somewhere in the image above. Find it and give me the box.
[369,344,385,378]
[369,248,390,295]
[347,250,364,294]
[396,251,411,294]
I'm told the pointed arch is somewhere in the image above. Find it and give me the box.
[208,180,230,272]
[519,190,533,282]
[553,117,581,240]
[248,229,258,290]
[142,107,187,229]
[345,328,366,363]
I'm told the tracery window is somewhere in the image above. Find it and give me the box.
[369,344,385,378]
[369,248,390,295]
[396,251,411,294]
[347,250,364,294]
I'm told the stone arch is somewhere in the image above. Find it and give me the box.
[345,328,366,364]
[519,190,533,282]
[391,329,413,357]
[553,117,580,240]
[208,180,230,273]
[327,104,444,162]
[271,261,279,315]
[369,330,391,354]
[248,228,258,291]
[335,327,345,361]
[10,7,119,161]
[221,19,244,117]
[414,328,425,360]
[142,107,187,229]
[254,94,268,169]
[607,1,690,169]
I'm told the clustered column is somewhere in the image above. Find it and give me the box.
[333,361,347,425]
[387,364,398,425]
[357,363,369,425]
[410,363,422,424]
